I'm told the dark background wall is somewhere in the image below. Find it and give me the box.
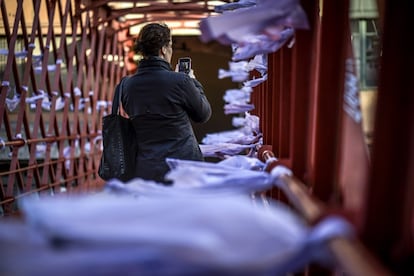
[171,36,240,142]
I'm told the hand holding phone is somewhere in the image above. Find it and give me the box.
[178,57,191,74]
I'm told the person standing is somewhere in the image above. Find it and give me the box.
[121,22,212,184]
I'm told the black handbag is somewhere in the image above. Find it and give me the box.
[98,77,137,182]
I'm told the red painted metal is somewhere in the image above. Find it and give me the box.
[0,0,125,213]
[359,1,414,273]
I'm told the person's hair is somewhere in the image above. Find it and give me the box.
[134,23,171,57]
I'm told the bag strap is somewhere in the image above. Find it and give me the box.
[111,77,126,115]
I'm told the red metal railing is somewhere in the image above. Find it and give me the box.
[251,0,414,274]
[0,0,126,214]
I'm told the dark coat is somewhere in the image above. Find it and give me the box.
[121,57,212,183]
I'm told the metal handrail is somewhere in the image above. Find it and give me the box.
[257,147,392,276]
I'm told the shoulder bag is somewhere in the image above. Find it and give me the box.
[98,77,137,182]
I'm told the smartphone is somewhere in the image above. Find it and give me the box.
[178,57,191,74]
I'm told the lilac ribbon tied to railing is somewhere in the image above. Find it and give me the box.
[199,0,309,46]
[0,189,355,275]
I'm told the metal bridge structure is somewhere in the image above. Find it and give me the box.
[0,0,413,275]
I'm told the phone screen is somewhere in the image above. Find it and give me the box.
[178,57,191,74]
